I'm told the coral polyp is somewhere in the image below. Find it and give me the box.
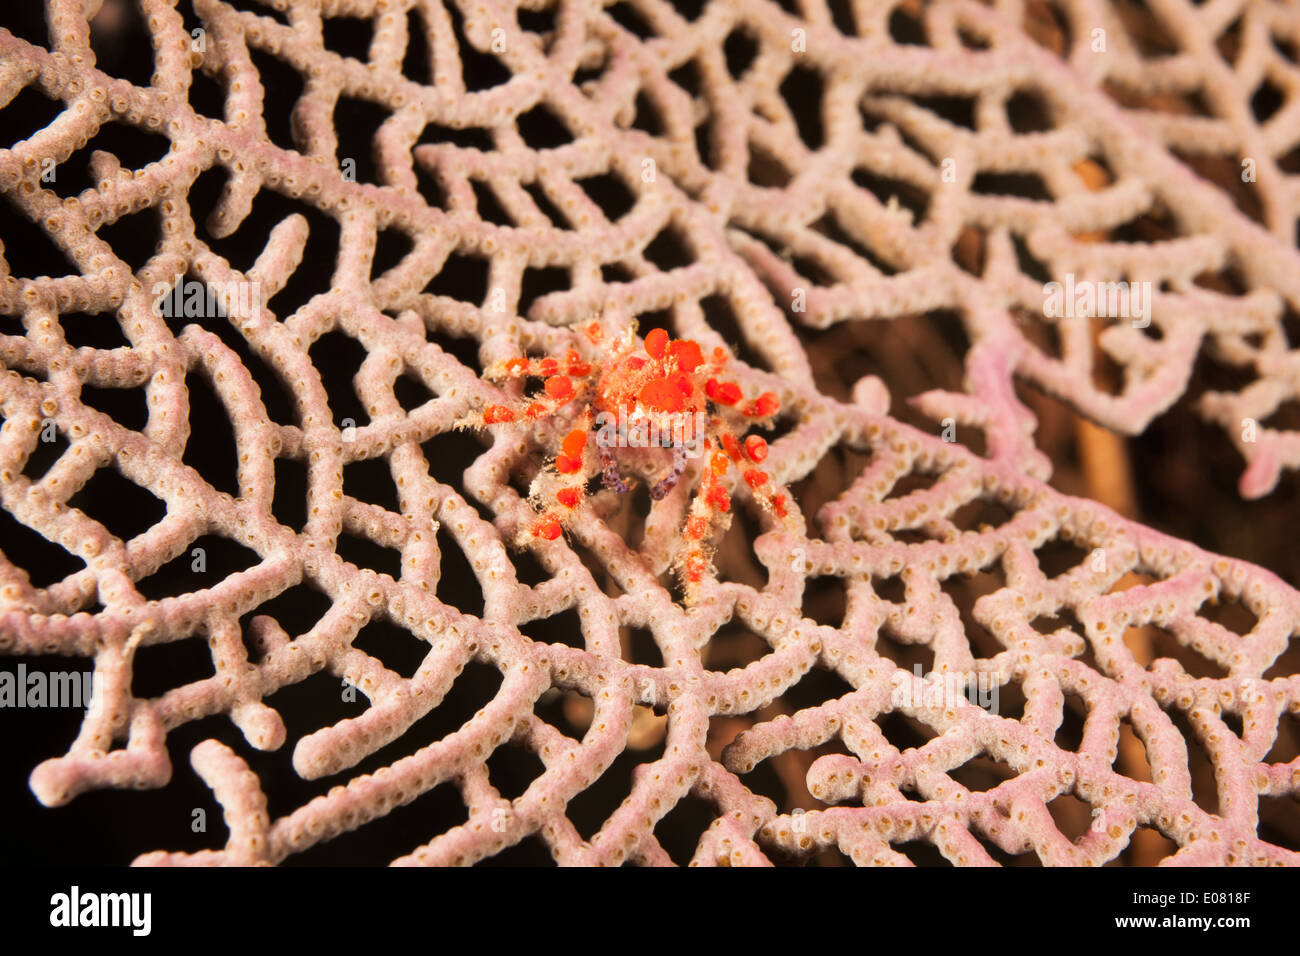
[460,322,791,599]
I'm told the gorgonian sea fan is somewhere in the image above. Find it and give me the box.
[0,0,1297,866]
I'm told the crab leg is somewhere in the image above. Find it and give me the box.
[486,348,593,382]
[471,354,597,428]
[599,445,633,493]
[529,426,593,540]
[723,432,793,522]
[650,444,689,500]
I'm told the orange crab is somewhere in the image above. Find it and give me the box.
[460,320,793,600]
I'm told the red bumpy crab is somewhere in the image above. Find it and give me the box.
[459,321,795,600]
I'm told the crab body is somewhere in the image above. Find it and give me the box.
[460,322,792,600]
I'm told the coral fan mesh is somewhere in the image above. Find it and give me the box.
[1,0,1298,865]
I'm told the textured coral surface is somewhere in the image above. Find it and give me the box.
[1,0,1298,865]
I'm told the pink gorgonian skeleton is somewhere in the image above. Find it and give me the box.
[0,0,1297,866]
